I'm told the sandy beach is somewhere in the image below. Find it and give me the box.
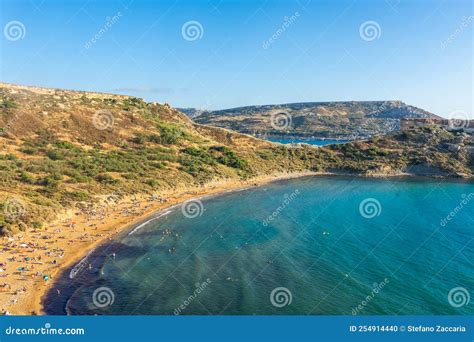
[0,171,318,315]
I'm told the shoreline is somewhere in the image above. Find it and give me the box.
[0,171,318,315]
[1,171,472,315]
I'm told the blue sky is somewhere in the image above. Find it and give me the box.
[0,0,472,118]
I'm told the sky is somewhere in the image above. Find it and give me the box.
[0,0,472,118]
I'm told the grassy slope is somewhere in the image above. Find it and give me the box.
[0,84,472,235]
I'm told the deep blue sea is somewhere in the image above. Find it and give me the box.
[266,137,348,146]
[51,176,474,315]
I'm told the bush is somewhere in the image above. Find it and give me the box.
[157,124,183,145]
[5,154,17,161]
[122,97,145,111]
[32,221,43,229]
[132,133,147,144]
[122,173,138,180]
[54,141,77,149]
[146,179,159,187]
[0,217,11,236]
[211,146,248,169]
[0,96,17,109]
[148,134,161,143]
[65,191,90,201]
[178,156,209,177]
[38,176,59,188]
[64,169,90,183]
[46,150,64,160]
[150,162,165,169]
[257,151,271,160]
[19,171,35,184]
[20,146,37,155]
[183,147,216,165]
[95,173,118,184]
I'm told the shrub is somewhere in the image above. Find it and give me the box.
[32,221,43,229]
[19,171,35,184]
[257,151,271,160]
[211,146,248,169]
[157,124,183,145]
[37,176,60,188]
[63,169,90,183]
[150,162,165,169]
[146,179,159,187]
[183,147,215,165]
[65,191,90,201]
[122,97,145,111]
[122,173,138,180]
[20,147,37,155]
[0,217,11,236]
[5,154,17,161]
[148,134,161,143]
[178,156,209,177]
[132,133,147,144]
[54,141,76,149]
[95,173,118,184]
[0,96,17,109]
[46,150,64,160]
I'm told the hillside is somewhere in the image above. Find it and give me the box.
[177,107,206,119]
[0,83,471,236]
[192,101,439,139]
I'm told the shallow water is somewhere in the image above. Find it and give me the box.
[51,176,474,315]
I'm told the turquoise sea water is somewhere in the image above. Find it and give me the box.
[266,138,349,146]
[49,177,474,315]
